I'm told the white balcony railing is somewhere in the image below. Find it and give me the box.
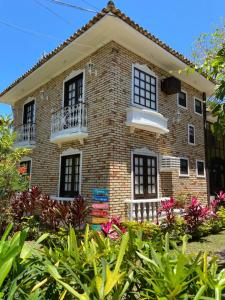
[14,123,36,148]
[50,102,88,144]
[124,198,170,222]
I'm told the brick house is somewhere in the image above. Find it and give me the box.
[0,1,215,220]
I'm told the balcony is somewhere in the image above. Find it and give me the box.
[50,102,88,145]
[126,106,169,135]
[14,123,36,148]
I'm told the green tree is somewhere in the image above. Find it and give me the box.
[0,116,29,201]
[192,20,225,136]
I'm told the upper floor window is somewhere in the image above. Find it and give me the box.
[133,67,157,110]
[23,100,35,124]
[188,124,195,145]
[64,73,83,107]
[180,158,189,176]
[177,91,187,108]
[194,98,203,115]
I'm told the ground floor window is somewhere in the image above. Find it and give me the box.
[19,160,31,177]
[180,158,189,176]
[133,154,157,199]
[60,154,80,197]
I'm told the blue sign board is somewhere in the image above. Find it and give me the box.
[91,224,102,231]
[92,188,109,202]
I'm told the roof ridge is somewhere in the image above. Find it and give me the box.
[0,2,211,99]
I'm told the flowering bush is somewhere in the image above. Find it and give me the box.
[212,191,225,211]
[184,197,211,233]
[11,186,89,232]
[157,197,177,226]
[101,217,126,240]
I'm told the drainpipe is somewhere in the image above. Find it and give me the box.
[203,92,210,205]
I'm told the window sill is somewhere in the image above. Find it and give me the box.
[194,111,203,117]
[177,104,187,110]
[50,196,74,201]
[179,174,190,178]
[196,175,206,179]
[126,105,169,135]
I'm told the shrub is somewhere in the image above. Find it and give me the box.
[101,217,126,240]
[122,220,161,241]
[1,226,225,299]
[11,186,89,232]
[184,197,211,234]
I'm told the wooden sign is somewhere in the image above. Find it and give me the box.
[90,210,109,217]
[92,203,109,210]
[92,217,108,224]
[91,224,102,231]
[92,188,109,202]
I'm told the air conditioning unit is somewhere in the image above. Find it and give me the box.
[160,156,180,172]
[161,77,181,95]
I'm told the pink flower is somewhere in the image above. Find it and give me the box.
[216,191,225,201]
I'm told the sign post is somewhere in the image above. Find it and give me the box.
[91,188,109,231]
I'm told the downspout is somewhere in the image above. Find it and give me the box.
[203,92,210,205]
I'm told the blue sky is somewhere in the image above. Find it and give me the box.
[0,0,224,116]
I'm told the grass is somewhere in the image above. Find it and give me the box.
[186,230,225,268]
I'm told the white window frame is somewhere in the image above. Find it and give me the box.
[179,157,189,177]
[131,148,160,200]
[22,97,36,124]
[194,97,203,116]
[57,148,82,199]
[188,124,195,145]
[20,156,32,188]
[196,160,205,178]
[177,90,188,109]
[131,63,158,112]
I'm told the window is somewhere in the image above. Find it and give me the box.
[60,154,80,197]
[64,73,83,107]
[133,154,157,199]
[133,67,157,110]
[19,160,31,177]
[196,160,205,177]
[194,98,203,115]
[177,91,187,108]
[23,100,35,124]
[180,158,189,176]
[188,124,195,145]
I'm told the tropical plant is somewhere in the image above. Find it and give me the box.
[0,116,29,234]
[0,225,225,299]
[11,186,89,232]
[192,21,225,136]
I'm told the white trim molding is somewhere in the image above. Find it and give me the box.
[196,159,206,178]
[131,63,158,112]
[177,90,188,109]
[57,148,83,198]
[179,157,189,177]
[131,148,160,200]
[194,97,203,116]
[126,106,169,135]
